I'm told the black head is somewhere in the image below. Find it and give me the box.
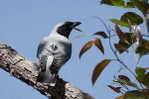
[56,21,81,38]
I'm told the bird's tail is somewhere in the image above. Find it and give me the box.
[37,71,54,83]
[37,55,57,85]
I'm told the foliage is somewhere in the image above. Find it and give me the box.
[79,0,149,99]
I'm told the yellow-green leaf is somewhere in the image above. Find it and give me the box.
[94,38,104,54]
[110,19,130,27]
[92,59,111,85]
[79,40,94,58]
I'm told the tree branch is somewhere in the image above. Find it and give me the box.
[0,43,94,99]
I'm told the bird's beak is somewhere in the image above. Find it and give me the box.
[72,22,82,32]
[71,22,81,28]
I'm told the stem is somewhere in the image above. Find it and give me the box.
[108,34,137,78]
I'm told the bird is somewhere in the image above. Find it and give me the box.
[36,21,81,85]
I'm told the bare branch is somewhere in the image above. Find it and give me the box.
[0,43,94,99]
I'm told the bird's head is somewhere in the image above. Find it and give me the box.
[53,21,81,38]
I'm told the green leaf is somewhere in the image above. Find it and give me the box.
[124,90,149,99]
[92,59,111,85]
[130,0,149,14]
[124,2,135,8]
[136,39,149,56]
[121,12,144,25]
[111,0,125,7]
[100,0,113,5]
[135,67,146,77]
[108,85,121,93]
[100,0,136,8]
[117,75,139,89]
[93,31,108,38]
[100,0,149,12]
[100,0,126,7]
[135,67,149,87]
[110,19,130,27]
[79,40,94,58]
[94,38,104,54]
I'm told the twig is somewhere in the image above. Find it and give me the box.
[94,17,137,78]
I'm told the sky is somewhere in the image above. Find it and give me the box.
[0,0,147,99]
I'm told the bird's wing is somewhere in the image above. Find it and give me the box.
[46,54,54,72]
[36,39,47,58]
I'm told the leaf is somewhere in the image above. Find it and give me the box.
[135,67,146,77]
[115,24,125,40]
[115,33,137,53]
[100,0,126,7]
[118,75,130,82]
[111,0,125,7]
[135,67,149,87]
[100,0,113,5]
[124,90,149,99]
[124,2,135,8]
[116,78,139,89]
[114,43,128,53]
[92,59,111,85]
[136,39,149,56]
[79,40,94,58]
[110,19,130,27]
[93,31,108,38]
[108,85,121,93]
[94,38,104,54]
[130,0,149,14]
[116,75,139,89]
[115,96,124,99]
[121,12,144,25]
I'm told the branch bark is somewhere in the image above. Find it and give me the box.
[0,43,94,99]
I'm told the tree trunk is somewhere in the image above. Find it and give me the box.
[0,43,94,99]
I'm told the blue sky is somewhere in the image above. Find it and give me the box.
[0,0,146,99]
